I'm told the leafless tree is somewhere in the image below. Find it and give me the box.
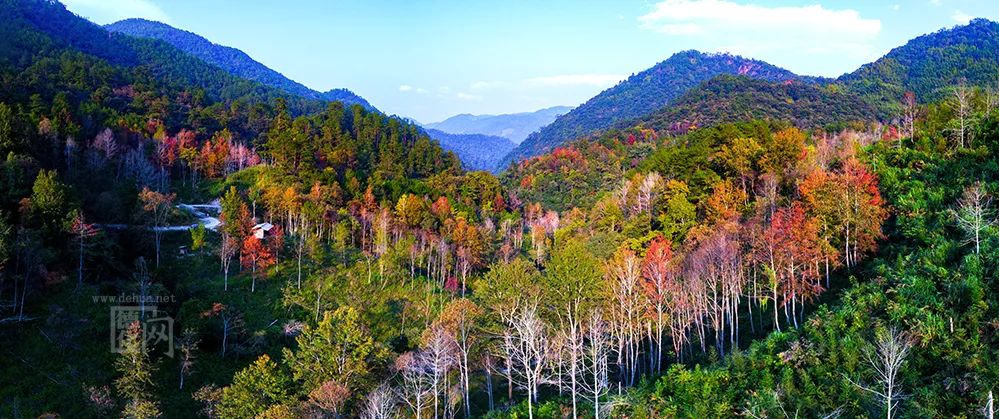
[133,258,152,319]
[502,302,551,419]
[92,128,118,160]
[443,300,480,418]
[219,235,238,292]
[422,325,458,419]
[138,187,176,268]
[608,248,645,383]
[206,303,243,358]
[984,390,994,419]
[849,328,912,419]
[986,83,999,117]
[125,147,158,189]
[361,383,399,419]
[637,172,663,214]
[552,321,583,417]
[953,80,973,148]
[745,387,843,419]
[954,182,995,255]
[176,328,198,390]
[580,311,611,419]
[69,211,98,289]
[902,91,918,142]
[396,352,433,419]
[12,228,42,321]
[549,272,600,418]
[293,232,307,290]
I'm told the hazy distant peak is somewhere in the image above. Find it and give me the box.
[424,106,574,144]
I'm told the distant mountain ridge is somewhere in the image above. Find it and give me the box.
[424,106,572,144]
[424,128,516,172]
[106,18,376,111]
[500,50,805,168]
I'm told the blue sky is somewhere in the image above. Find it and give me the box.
[63,0,999,122]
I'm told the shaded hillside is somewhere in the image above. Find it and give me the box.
[425,106,572,144]
[425,128,516,172]
[633,75,877,134]
[106,18,375,111]
[501,50,804,167]
[0,0,328,117]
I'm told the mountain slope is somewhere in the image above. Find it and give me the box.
[500,50,804,168]
[839,18,999,115]
[0,0,328,118]
[425,106,572,144]
[105,18,375,111]
[424,128,516,172]
[632,75,878,134]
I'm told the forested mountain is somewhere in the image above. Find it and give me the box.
[500,51,803,168]
[0,0,329,118]
[631,75,878,135]
[424,128,516,172]
[500,19,999,170]
[424,106,572,144]
[105,18,376,111]
[839,17,999,115]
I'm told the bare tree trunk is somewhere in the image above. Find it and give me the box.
[986,390,994,419]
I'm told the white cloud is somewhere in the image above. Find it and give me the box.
[455,92,482,101]
[524,74,626,88]
[930,0,942,6]
[62,0,170,24]
[638,0,881,60]
[952,10,973,24]
[399,85,428,94]
[892,4,901,11]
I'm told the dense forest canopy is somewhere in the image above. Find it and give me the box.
[1,1,999,418]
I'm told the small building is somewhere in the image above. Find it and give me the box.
[251,222,274,239]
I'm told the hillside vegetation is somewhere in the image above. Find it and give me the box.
[105,18,376,111]
[501,51,803,168]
